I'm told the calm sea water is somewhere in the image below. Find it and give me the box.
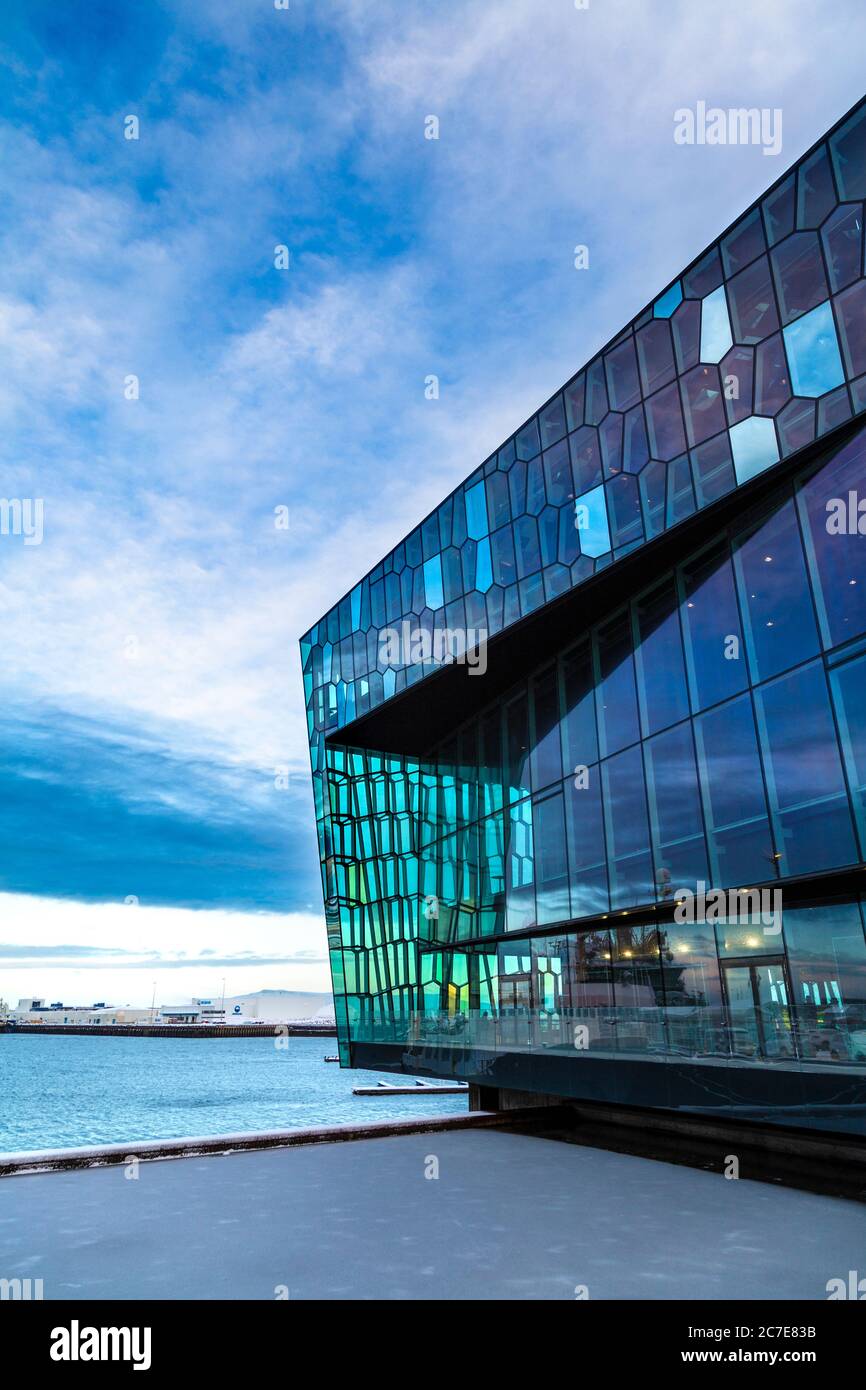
[0,1033,467,1153]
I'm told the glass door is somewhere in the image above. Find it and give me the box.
[722,957,796,1059]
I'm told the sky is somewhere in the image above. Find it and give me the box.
[0,0,864,1008]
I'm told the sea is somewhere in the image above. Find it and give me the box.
[0,1032,467,1153]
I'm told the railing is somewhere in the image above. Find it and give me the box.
[347,1007,866,1069]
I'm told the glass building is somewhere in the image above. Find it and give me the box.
[301,98,866,1137]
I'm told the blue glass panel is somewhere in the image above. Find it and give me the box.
[534,790,569,925]
[574,484,611,558]
[754,660,858,876]
[727,256,780,344]
[623,404,650,473]
[785,902,866,1062]
[829,650,866,856]
[644,722,709,894]
[645,382,687,460]
[683,246,724,299]
[654,281,683,318]
[721,209,766,277]
[604,336,641,411]
[561,640,598,771]
[681,542,747,711]
[694,693,775,887]
[634,578,690,736]
[639,459,667,539]
[595,612,640,757]
[692,432,736,505]
[699,286,733,363]
[569,425,603,493]
[797,144,836,229]
[565,777,608,919]
[830,105,866,200]
[835,280,866,380]
[542,438,571,506]
[763,173,795,247]
[783,300,845,398]
[585,358,609,425]
[422,554,444,610]
[796,431,866,649]
[771,232,830,325]
[732,498,820,683]
[475,536,493,592]
[530,666,562,792]
[729,415,780,484]
[636,318,676,395]
[465,481,489,540]
[602,745,653,909]
[680,364,726,447]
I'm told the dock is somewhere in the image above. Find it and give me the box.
[0,1022,337,1039]
[352,1079,469,1096]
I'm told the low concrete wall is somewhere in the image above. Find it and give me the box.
[0,1108,548,1179]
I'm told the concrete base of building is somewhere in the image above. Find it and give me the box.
[470,1086,866,1202]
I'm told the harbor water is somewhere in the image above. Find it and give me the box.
[0,1032,467,1153]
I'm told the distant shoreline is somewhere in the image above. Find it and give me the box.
[0,1022,337,1039]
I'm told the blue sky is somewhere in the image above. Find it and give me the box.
[0,0,864,1006]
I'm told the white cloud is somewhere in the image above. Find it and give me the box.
[0,893,330,1006]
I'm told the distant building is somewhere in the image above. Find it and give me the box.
[8,991,335,1027]
[11,999,152,1026]
[158,1004,202,1025]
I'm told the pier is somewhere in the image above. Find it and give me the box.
[0,1021,337,1039]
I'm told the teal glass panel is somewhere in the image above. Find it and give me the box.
[783,300,845,398]
[729,415,780,484]
[505,798,534,932]
[574,484,611,558]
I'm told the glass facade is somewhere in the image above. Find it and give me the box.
[301,99,866,1135]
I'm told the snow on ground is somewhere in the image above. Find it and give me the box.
[0,1129,862,1300]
